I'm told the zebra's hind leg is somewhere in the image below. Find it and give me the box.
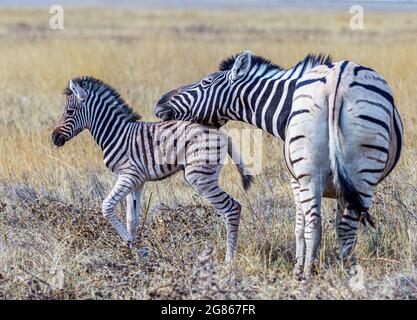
[291,178,306,279]
[336,201,360,266]
[298,177,322,279]
[126,185,143,242]
[335,165,378,266]
[102,175,138,243]
[184,165,241,264]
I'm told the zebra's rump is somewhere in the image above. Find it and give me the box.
[284,60,403,199]
[337,62,403,187]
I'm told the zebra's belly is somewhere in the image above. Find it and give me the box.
[286,156,338,198]
[146,164,183,182]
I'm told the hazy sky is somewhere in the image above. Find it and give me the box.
[1,0,416,10]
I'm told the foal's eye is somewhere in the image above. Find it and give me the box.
[66,109,75,116]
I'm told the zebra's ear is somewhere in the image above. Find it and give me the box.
[230,51,252,81]
[69,80,88,101]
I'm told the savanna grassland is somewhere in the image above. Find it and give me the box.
[0,7,416,299]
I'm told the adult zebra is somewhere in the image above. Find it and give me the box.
[154,51,404,278]
[52,76,253,263]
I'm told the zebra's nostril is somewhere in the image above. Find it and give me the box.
[52,131,66,147]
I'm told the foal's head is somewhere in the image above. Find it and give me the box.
[52,79,89,147]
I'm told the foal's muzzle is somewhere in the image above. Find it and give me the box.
[51,131,67,147]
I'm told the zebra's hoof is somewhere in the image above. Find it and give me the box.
[225,250,236,265]
[292,264,304,281]
[339,256,357,270]
[303,264,318,281]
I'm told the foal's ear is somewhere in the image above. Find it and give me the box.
[69,80,88,101]
[230,51,252,81]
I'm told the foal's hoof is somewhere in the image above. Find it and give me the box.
[136,248,149,258]
[125,237,135,248]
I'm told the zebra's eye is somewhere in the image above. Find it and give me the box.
[66,109,76,116]
[201,77,213,86]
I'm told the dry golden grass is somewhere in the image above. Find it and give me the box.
[0,8,416,299]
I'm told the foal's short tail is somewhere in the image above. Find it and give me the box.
[227,137,254,191]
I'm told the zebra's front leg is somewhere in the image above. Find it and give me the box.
[125,186,143,242]
[299,179,322,279]
[291,178,306,279]
[102,175,137,243]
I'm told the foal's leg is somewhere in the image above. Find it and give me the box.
[102,175,138,243]
[126,186,143,242]
[184,165,241,264]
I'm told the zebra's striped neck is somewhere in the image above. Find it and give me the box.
[217,53,332,139]
[228,62,312,139]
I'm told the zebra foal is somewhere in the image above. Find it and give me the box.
[51,76,253,263]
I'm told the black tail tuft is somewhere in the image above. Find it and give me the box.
[235,163,254,191]
[242,173,254,191]
[336,157,376,228]
[227,136,254,191]
[360,212,375,228]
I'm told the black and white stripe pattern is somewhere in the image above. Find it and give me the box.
[154,52,403,278]
[52,76,253,263]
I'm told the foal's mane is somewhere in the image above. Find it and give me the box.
[64,76,142,122]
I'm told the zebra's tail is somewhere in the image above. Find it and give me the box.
[328,93,375,228]
[227,137,254,191]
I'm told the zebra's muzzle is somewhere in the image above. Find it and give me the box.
[51,131,67,147]
[154,104,173,121]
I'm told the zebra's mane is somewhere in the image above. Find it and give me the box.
[218,52,333,73]
[64,76,142,122]
[219,53,281,72]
